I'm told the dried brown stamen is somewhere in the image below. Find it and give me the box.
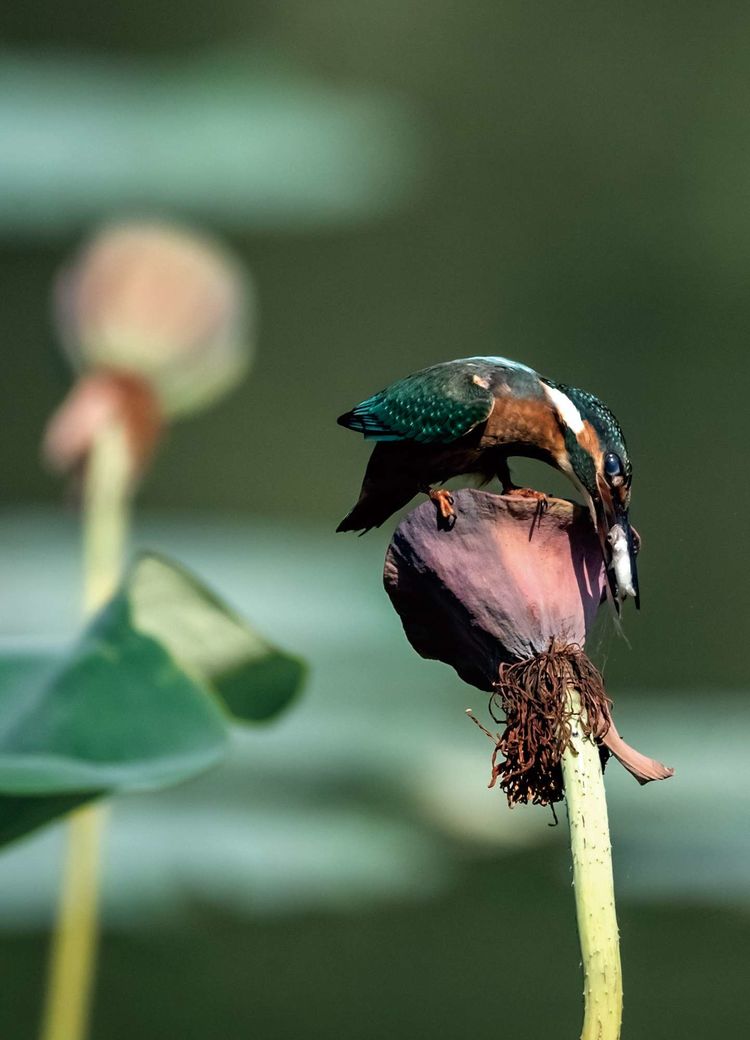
[486,641,611,808]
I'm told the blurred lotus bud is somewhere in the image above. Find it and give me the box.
[54,220,255,418]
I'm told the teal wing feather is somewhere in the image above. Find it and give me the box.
[338,362,495,444]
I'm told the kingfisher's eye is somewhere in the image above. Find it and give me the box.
[604,452,622,477]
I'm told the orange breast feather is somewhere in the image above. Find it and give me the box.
[481,396,565,459]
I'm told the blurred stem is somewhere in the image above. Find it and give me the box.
[81,420,131,616]
[561,687,623,1040]
[41,419,132,1040]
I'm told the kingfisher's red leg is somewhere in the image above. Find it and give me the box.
[425,487,456,522]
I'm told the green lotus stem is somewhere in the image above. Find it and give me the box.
[562,687,623,1040]
[40,419,131,1040]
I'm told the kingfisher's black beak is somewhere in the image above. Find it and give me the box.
[594,489,640,611]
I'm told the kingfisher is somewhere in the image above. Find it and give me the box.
[337,355,639,610]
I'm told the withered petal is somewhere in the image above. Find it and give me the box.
[599,719,674,785]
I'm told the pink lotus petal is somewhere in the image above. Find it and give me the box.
[42,371,162,481]
[384,490,606,689]
[383,488,673,790]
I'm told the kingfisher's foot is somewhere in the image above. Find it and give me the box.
[504,486,548,505]
[427,488,456,525]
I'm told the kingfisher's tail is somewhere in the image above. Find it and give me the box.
[336,484,416,534]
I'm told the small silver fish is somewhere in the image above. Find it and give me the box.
[607,523,637,600]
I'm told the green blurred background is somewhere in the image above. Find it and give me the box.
[0,3,748,1038]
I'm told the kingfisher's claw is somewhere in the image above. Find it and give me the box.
[504,486,548,504]
[428,488,456,523]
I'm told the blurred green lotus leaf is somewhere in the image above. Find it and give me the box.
[0,554,305,845]
[0,51,424,235]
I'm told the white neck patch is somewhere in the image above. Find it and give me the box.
[542,383,584,433]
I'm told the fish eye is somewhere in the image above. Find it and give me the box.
[604,452,622,478]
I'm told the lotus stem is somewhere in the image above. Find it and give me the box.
[561,686,623,1040]
[40,419,131,1040]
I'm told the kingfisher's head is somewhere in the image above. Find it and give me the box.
[541,380,639,609]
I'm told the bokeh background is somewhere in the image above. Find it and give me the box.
[1,3,748,1038]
